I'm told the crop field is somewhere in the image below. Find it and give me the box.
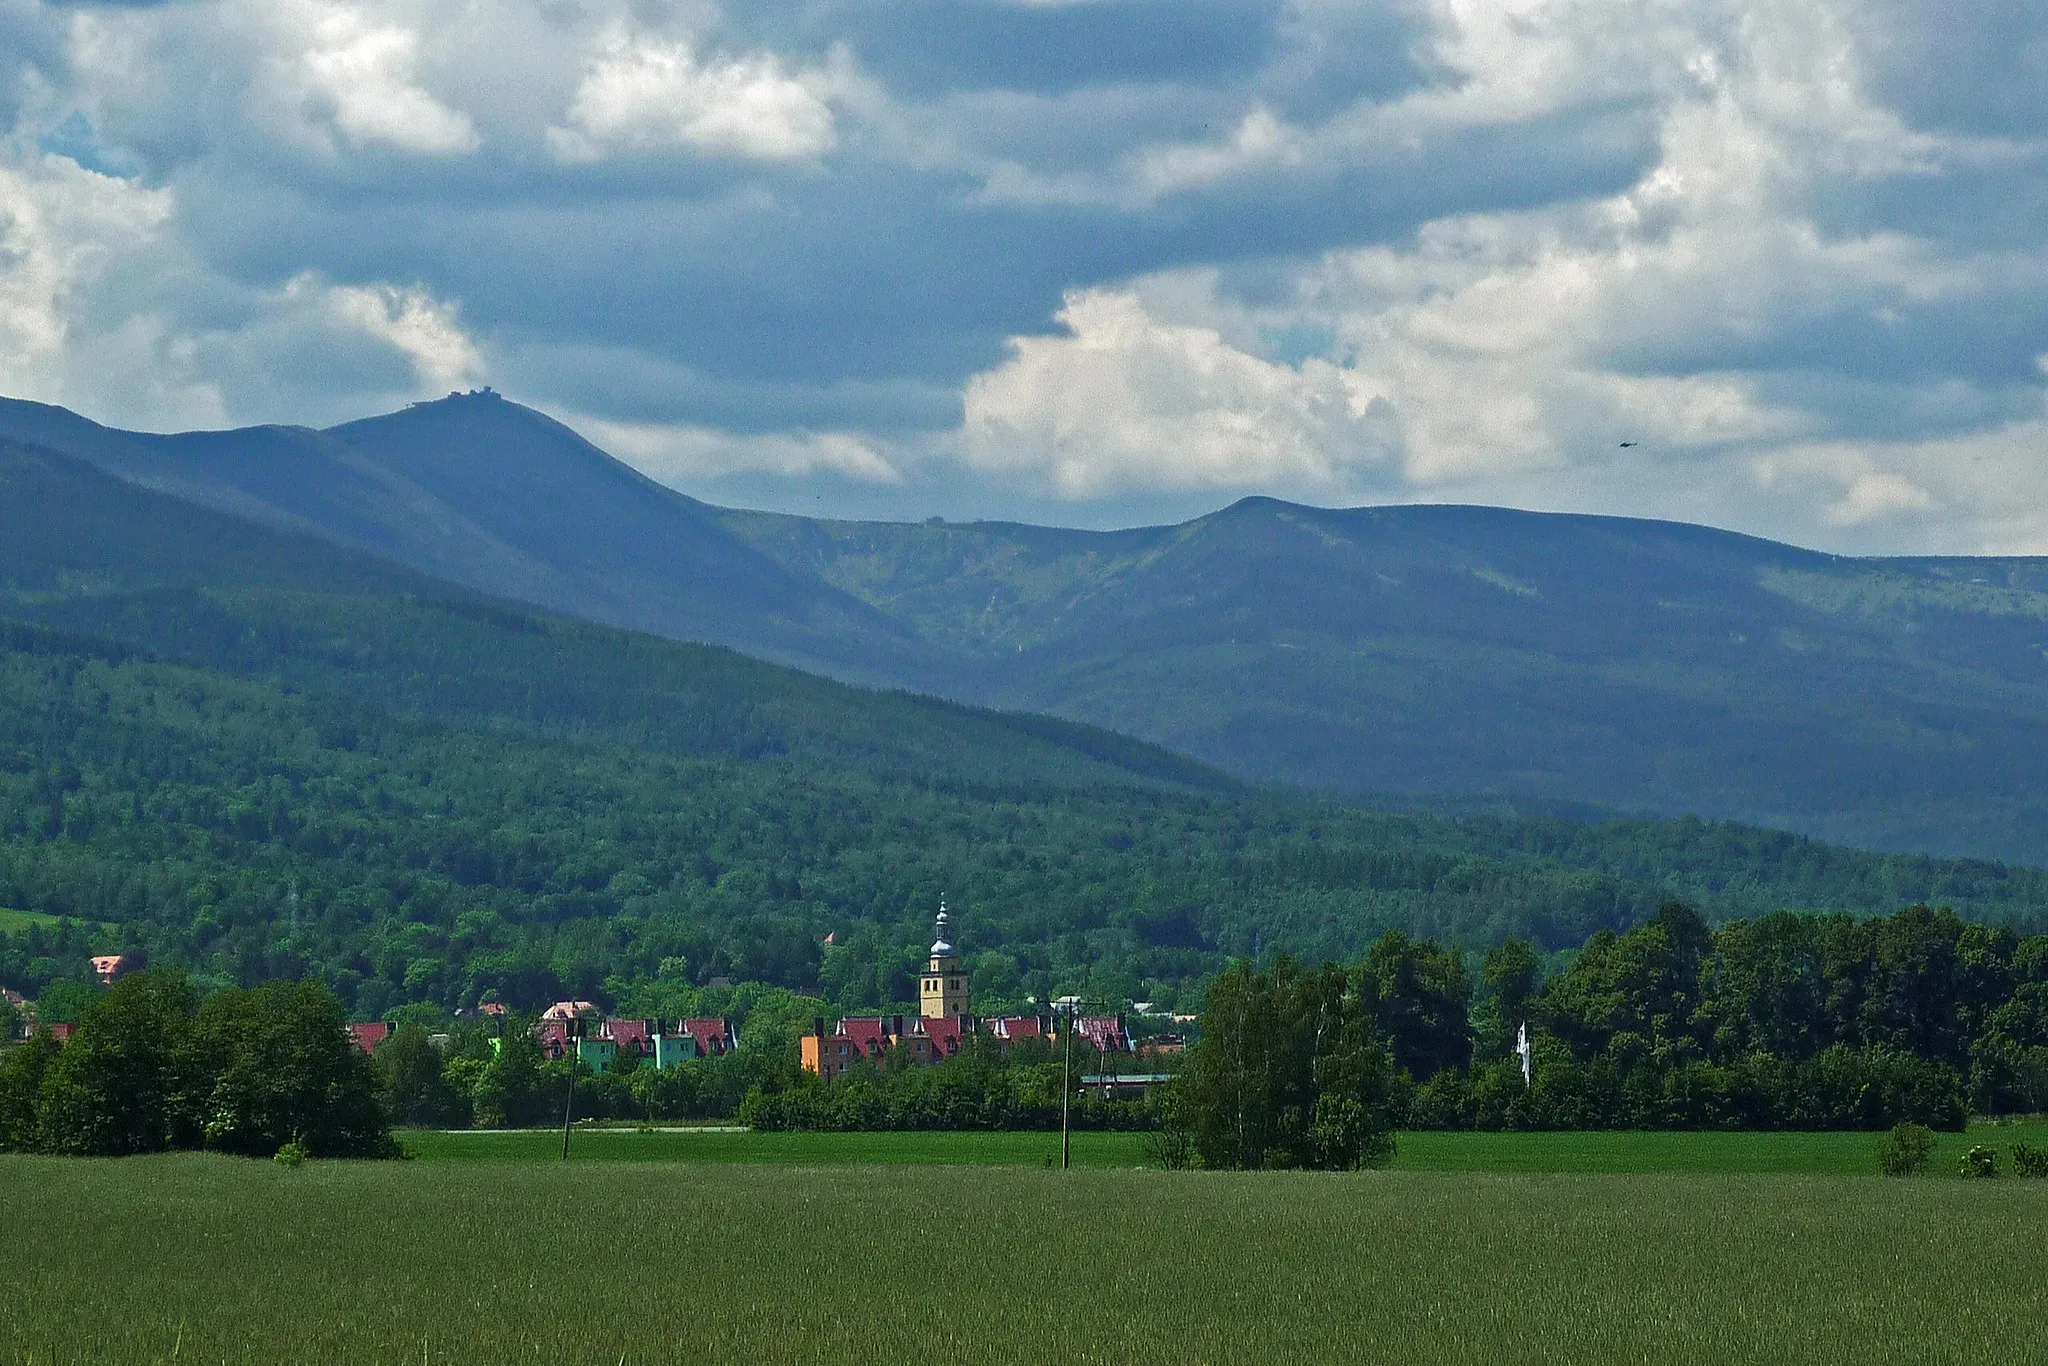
[6,1149,2048,1365]
[402,1121,2048,1174]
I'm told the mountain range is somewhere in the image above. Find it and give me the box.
[7,428,2046,1016]
[6,389,2046,864]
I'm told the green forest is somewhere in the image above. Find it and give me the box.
[4,617,2045,1022]
[4,437,2048,1027]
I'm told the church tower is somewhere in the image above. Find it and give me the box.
[920,903,970,1021]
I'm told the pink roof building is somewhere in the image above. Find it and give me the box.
[605,1018,653,1054]
[682,1018,737,1056]
[347,1021,392,1055]
[1075,1015,1134,1054]
[988,1015,1047,1043]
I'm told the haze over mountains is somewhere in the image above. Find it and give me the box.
[7,390,2047,865]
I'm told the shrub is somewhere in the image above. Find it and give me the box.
[1144,1124,1196,1170]
[1959,1144,1998,1179]
[273,1141,308,1168]
[1876,1122,1936,1177]
[2011,1143,2048,1179]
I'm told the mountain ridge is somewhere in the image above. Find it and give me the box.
[9,392,2048,862]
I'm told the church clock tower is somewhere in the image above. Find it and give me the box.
[920,903,970,1021]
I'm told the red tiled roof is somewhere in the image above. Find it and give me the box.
[347,1021,392,1054]
[915,1015,965,1055]
[990,1015,1044,1040]
[542,1000,599,1021]
[839,1018,890,1058]
[1076,1017,1132,1052]
[537,1020,572,1058]
[606,1018,652,1051]
[682,1018,735,1054]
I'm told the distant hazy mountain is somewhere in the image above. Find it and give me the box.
[9,393,2048,863]
[0,392,927,687]
[0,434,1223,794]
[724,500,2048,863]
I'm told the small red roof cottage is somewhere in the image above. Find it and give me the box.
[347,1021,392,1054]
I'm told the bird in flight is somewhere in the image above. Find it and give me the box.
[1618,441,1639,447]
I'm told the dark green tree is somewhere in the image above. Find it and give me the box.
[193,981,396,1158]
[1359,930,1472,1081]
[1474,938,1541,1062]
[35,970,204,1156]
[374,1023,456,1128]
[0,1029,60,1150]
[1179,958,1397,1170]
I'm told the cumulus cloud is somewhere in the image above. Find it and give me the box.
[273,2,481,155]
[302,276,484,391]
[574,413,902,484]
[549,31,837,162]
[963,288,1396,498]
[0,154,174,405]
[2,0,2046,549]
[948,1,2048,549]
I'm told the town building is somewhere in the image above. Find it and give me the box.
[800,908,1134,1078]
[2,989,32,1040]
[528,1014,731,1075]
[919,905,970,1022]
[89,954,134,985]
[347,1021,392,1054]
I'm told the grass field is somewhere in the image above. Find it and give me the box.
[0,906,62,934]
[402,1121,2048,1175]
[5,1153,2046,1365]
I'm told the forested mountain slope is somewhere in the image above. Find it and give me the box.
[4,435,2048,1022]
[723,500,2048,863]
[0,393,926,686]
[8,393,2048,863]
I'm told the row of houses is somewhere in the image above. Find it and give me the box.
[801,1011,1142,1080]
[343,1003,739,1076]
[801,910,1150,1080]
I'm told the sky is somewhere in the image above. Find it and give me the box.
[1,0,2044,552]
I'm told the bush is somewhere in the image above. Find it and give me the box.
[1876,1122,1936,1177]
[1959,1144,1999,1179]
[2011,1143,2048,1178]
[1144,1124,1196,1170]
[273,1141,308,1168]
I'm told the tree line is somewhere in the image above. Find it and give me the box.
[1173,901,2046,1167]
[0,969,395,1158]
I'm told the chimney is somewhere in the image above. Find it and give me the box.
[814,1017,826,1039]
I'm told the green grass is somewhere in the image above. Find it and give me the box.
[5,1153,2046,1364]
[401,1126,1153,1167]
[0,906,61,934]
[402,1122,2048,1175]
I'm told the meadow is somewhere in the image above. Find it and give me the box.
[400,1121,2048,1175]
[0,907,61,935]
[5,1150,2046,1366]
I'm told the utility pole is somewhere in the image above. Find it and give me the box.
[560,1018,581,1161]
[1056,995,1080,1170]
